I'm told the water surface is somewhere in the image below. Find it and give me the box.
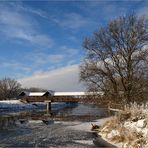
[0,103,110,147]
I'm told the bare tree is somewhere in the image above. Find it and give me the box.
[80,14,148,104]
[0,78,21,100]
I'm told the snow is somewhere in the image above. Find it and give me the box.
[0,100,24,105]
[74,140,94,145]
[100,117,148,148]
[0,100,39,111]
[19,91,48,97]
[20,91,104,97]
[54,92,87,96]
[0,100,74,112]
[28,120,43,124]
[54,91,103,96]
[99,132,122,148]
[136,119,147,128]
[67,117,111,132]
[107,130,120,139]
[29,92,46,96]
[0,100,22,104]
[124,119,148,137]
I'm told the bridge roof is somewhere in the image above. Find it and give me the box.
[19,91,103,97]
[53,92,103,96]
[19,91,49,97]
[53,92,86,96]
[29,92,46,96]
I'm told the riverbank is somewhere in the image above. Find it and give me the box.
[66,117,116,147]
[98,102,148,148]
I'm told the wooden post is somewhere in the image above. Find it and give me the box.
[45,100,51,114]
[108,101,111,116]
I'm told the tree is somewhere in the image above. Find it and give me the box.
[80,14,148,104]
[0,78,21,100]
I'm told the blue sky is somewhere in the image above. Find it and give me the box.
[0,1,147,91]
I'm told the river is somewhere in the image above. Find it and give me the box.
[0,103,114,148]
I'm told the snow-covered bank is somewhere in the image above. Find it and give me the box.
[99,102,148,148]
[0,100,38,111]
[66,117,111,132]
[0,100,22,104]
[64,117,116,147]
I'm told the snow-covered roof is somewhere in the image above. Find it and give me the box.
[28,92,46,97]
[19,91,103,97]
[19,91,49,97]
[53,92,103,96]
[53,92,86,96]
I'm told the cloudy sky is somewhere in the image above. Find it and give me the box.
[0,0,147,91]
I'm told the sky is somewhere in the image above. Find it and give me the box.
[0,0,147,91]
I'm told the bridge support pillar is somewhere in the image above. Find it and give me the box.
[45,100,51,114]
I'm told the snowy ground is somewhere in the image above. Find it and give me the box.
[67,117,112,132]
[0,100,37,111]
[0,100,22,104]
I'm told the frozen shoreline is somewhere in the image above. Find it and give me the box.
[0,100,37,110]
[65,117,117,147]
[67,117,112,132]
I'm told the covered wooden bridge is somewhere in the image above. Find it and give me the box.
[19,91,94,103]
[19,90,103,113]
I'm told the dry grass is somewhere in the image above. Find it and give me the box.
[124,102,148,121]
[110,125,128,143]
[101,117,119,133]
[100,102,148,148]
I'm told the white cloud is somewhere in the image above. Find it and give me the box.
[24,46,80,67]
[0,3,53,48]
[19,64,85,91]
[1,62,31,73]
[25,51,65,66]
[60,46,79,56]
[15,32,53,48]
[0,9,31,28]
[52,12,89,29]
[47,54,65,63]
[18,4,48,19]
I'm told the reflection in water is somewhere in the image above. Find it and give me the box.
[0,103,109,129]
[0,116,17,129]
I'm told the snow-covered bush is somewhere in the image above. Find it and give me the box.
[100,102,148,148]
[124,102,148,121]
